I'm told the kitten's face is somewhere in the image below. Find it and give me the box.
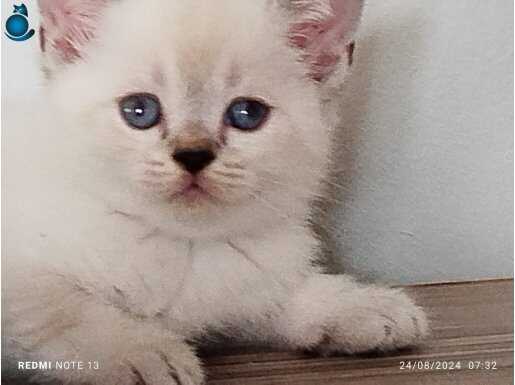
[42,0,361,227]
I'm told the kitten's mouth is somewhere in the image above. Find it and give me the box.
[170,176,215,204]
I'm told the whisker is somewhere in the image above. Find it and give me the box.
[145,160,165,167]
[211,180,242,188]
[321,178,348,191]
[137,179,169,190]
[222,161,244,170]
[144,170,174,177]
[211,170,245,179]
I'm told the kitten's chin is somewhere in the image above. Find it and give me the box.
[164,175,226,211]
[168,185,216,207]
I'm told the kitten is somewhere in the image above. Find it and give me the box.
[3,1,428,384]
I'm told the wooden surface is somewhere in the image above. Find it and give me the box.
[202,279,514,385]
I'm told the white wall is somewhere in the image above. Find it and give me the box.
[330,0,513,283]
[2,1,513,283]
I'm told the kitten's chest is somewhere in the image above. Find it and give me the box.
[106,234,309,328]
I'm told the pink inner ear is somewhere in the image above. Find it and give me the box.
[38,0,106,62]
[288,0,362,80]
[53,37,82,62]
[289,19,342,81]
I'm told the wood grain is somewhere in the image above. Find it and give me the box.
[202,279,514,385]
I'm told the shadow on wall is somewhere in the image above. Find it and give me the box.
[314,9,427,282]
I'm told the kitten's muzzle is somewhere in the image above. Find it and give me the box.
[172,148,216,174]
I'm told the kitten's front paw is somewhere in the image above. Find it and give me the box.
[316,288,429,355]
[105,345,203,385]
[124,351,203,385]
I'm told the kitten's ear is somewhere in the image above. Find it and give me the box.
[38,0,107,72]
[287,0,364,81]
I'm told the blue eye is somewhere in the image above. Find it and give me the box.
[119,93,161,130]
[224,98,270,131]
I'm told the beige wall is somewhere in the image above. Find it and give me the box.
[331,0,513,283]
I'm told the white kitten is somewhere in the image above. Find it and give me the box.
[3,1,428,384]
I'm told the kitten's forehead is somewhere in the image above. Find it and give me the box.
[169,1,283,81]
[105,0,287,87]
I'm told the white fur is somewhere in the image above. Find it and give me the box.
[3,1,428,384]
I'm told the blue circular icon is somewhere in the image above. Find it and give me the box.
[5,3,34,42]
[6,14,28,37]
